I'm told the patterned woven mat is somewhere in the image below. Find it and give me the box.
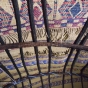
[0,0,88,88]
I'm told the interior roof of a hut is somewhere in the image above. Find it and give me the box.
[0,0,88,88]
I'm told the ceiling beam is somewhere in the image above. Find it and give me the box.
[0,42,88,50]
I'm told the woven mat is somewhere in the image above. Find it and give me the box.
[0,0,88,88]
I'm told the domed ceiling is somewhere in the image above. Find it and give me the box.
[0,0,88,88]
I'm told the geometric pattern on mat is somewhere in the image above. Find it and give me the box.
[0,6,13,29]
[0,56,88,72]
[0,0,88,35]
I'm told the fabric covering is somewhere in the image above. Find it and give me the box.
[0,0,88,88]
